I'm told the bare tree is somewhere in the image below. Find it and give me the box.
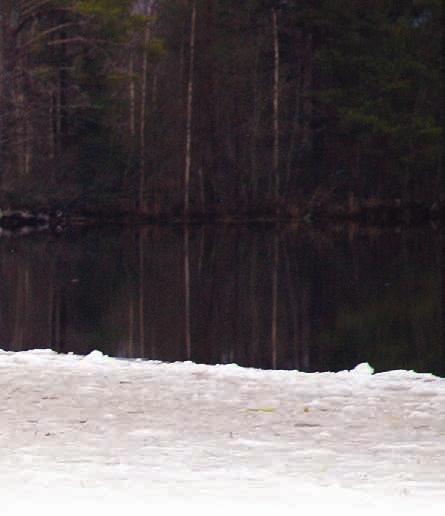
[184,0,196,217]
[184,225,191,358]
[138,228,146,356]
[0,6,4,186]
[139,15,151,213]
[272,7,280,202]
[271,232,279,369]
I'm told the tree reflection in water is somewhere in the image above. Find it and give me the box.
[0,225,443,376]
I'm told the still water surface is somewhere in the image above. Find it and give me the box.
[0,224,443,375]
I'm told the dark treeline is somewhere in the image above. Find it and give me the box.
[0,1,442,219]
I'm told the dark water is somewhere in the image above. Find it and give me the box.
[0,224,443,376]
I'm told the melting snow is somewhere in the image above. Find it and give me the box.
[1,349,444,515]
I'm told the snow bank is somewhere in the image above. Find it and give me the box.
[1,350,444,515]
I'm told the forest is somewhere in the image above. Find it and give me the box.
[0,0,442,221]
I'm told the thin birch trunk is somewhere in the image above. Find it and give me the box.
[128,297,134,357]
[0,10,4,186]
[139,22,150,214]
[53,284,61,349]
[184,0,196,218]
[250,38,261,199]
[441,231,444,368]
[271,233,279,369]
[250,234,259,364]
[283,240,300,369]
[13,268,24,349]
[152,67,160,213]
[48,257,54,347]
[23,266,30,348]
[272,8,280,201]
[15,264,30,350]
[138,229,146,356]
[184,225,191,359]
[48,251,60,349]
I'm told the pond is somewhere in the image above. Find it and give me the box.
[0,224,443,376]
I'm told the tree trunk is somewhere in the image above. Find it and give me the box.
[0,7,5,187]
[138,229,146,356]
[184,225,191,359]
[0,1,16,186]
[441,232,444,369]
[249,36,261,200]
[128,297,134,357]
[139,21,150,214]
[271,232,279,369]
[272,8,280,202]
[184,0,196,218]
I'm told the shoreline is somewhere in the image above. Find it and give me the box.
[0,200,443,232]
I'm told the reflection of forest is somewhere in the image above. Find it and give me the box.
[0,226,443,376]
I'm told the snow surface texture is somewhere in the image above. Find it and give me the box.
[1,349,444,515]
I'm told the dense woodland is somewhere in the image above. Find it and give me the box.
[0,0,442,220]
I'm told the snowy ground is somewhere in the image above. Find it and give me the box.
[1,349,444,515]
